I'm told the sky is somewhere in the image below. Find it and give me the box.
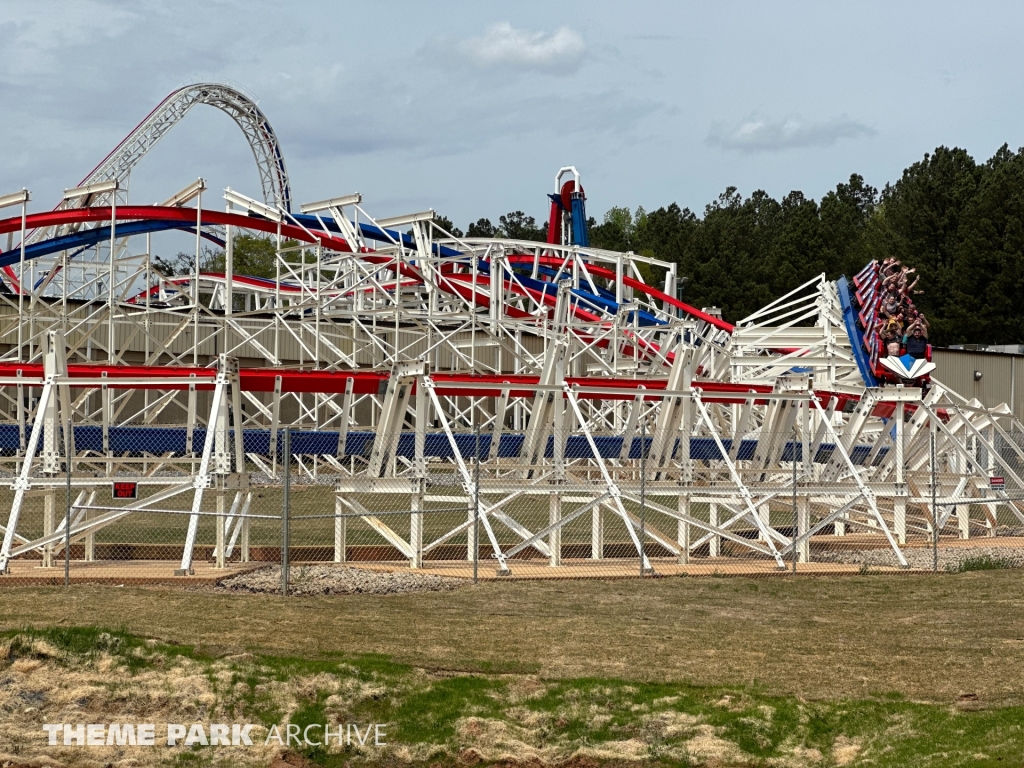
[2,0,1023,232]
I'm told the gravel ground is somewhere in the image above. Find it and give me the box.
[217,564,468,595]
[815,544,1024,571]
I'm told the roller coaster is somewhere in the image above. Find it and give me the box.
[1,82,1022,578]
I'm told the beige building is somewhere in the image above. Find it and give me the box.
[933,349,1024,420]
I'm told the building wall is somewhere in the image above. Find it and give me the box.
[933,349,1024,420]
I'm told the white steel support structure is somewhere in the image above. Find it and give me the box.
[0,83,1020,577]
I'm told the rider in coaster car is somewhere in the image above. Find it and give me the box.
[881,313,904,342]
[903,320,929,359]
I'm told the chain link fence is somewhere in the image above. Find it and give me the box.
[4,410,1024,590]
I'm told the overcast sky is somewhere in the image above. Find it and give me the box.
[2,0,1022,229]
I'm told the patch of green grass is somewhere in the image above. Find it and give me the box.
[231,652,412,731]
[389,676,508,744]
[235,668,286,726]
[288,690,335,766]
[949,554,1017,572]
[6,625,139,655]
[2,625,220,675]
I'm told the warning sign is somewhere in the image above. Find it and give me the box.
[990,476,1005,490]
[112,481,138,499]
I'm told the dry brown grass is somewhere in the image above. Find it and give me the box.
[0,631,382,768]
[3,570,1024,704]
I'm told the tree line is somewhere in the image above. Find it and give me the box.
[157,144,1024,346]
[443,145,1024,346]
[581,145,1024,347]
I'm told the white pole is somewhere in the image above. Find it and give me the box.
[107,194,116,363]
[18,197,26,359]
[194,189,202,367]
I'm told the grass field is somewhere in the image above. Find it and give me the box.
[3,572,1024,766]
[3,625,1024,768]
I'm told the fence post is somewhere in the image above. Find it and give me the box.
[334,495,346,564]
[282,427,290,596]
[931,420,938,573]
[215,491,226,569]
[640,419,647,577]
[473,425,480,585]
[64,417,72,588]
[792,422,798,574]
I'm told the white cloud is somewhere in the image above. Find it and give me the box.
[707,114,876,153]
[456,22,585,74]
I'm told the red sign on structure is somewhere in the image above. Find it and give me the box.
[990,476,1005,490]
[112,481,139,499]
